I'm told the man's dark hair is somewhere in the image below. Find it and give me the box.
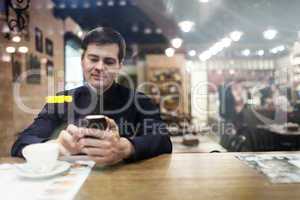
[81,27,126,63]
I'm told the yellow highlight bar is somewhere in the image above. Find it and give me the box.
[46,96,73,103]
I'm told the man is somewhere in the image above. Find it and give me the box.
[11,27,172,165]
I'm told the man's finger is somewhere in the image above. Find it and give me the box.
[66,124,78,135]
[59,143,74,156]
[88,155,121,166]
[59,130,83,154]
[79,138,111,148]
[83,129,106,139]
[67,124,84,140]
[101,131,120,143]
[81,147,111,157]
[60,130,76,150]
[89,156,110,165]
[104,117,119,132]
[73,128,84,141]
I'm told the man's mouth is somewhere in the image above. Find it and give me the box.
[91,74,106,80]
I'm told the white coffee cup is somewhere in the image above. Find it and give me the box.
[22,143,59,173]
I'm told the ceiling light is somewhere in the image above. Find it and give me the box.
[277,45,285,51]
[131,25,139,32]
[199,51,212,62]
[108,0,114,6]
[119,0,126,6]
[209,43,223,56]
[188,50,196,57]
[199,0,210,3]
[96,1,103,6]
[178,21,195,33]
[144,28,152,34]
[270,48,278,54]
[155,28,162,34]
[6,46,16,53]
[83,2,90,8]
[58,3,66,9]
[241,49,250,56]
[263,29,278,40]
[12,35,21,43]
[229,31,243,42]
[229,69,235,75]
[220,37,232,48]
[270,45,285,54]
[199,31,242,61]
[18,46,28,54]
[171,38,183,49]
[165,48,175,57]
[257,50,265,56]
[70,3,78,9]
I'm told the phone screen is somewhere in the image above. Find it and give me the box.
[79,115,108,130]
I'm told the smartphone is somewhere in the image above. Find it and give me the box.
[76,115,108,155]
[78,115,108,140]
[80,115,108,130]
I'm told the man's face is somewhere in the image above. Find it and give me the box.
[81,43,122,90]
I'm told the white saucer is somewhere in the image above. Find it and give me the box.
[15,161,71,179]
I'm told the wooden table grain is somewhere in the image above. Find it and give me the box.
[75,153,300,200]
[2,153,300,200]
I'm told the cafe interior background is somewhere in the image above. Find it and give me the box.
[1,0,300,156]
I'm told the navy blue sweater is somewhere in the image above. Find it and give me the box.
[11,83,172,161]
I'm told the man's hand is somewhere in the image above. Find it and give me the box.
[80,117,135,166]
[55,124,84,156]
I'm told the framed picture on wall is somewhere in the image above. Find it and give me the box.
[45,38,53,56]
[26,54,41,84]
[46,59,54,76]
[35,27,43,53]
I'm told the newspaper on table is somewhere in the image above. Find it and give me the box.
[237,154,300,184]
[0,156,95,200]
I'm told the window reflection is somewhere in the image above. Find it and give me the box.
[2,0,300,155]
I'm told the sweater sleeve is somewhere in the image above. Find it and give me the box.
[11,103,62,157]
[124,94,172,162]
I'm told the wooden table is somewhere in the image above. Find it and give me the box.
[2,153,300,200]
[76,153,300,200]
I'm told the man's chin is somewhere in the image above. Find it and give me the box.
[90,80,111,90]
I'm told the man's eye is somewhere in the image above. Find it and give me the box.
[104,58,116,65]
[90,58,98,62]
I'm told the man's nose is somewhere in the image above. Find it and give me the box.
[95,60,105,70]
